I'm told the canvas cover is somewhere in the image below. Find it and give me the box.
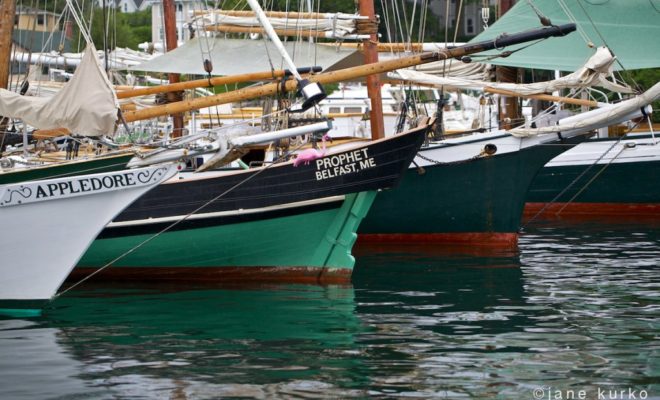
[469,0,660,71]
[129,37,362,76]
[508,82,660,137]
[0,46,118,136]
[390,47,633,94]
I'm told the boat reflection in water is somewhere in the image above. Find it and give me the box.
[2,223,655,398]
[39,284,368,399]
[0,320,89,399]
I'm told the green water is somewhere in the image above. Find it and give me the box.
[0,222,658,399]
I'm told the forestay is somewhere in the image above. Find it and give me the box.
[0,46,118,136]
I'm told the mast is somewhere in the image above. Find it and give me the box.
[0,0,15,90]
[162,0,184,138]
[496,0,519,130]
[359,0,384,140]
[119,24,576,123]
[0,0,17,145]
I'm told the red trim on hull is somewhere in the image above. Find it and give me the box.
[68,266,352,285]
[524,202,660,223]
[357,232,519,249]
[354,242,519,258]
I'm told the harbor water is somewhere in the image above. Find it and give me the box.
[0,221,658,399]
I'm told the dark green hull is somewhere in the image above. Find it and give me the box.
[528,158,660,204]
[359,143,567,245]
[0,153,134,185]
[525,158,660,218]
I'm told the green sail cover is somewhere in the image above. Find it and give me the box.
[469,0,660,71]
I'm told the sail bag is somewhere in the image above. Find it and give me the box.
[0,46,118,136]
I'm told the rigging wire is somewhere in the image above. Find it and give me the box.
[54,137,314,299]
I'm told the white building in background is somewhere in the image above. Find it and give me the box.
[150,0,206,48]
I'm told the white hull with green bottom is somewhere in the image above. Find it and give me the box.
[0,164,177,317]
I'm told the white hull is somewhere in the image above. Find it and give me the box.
[0,164,176,304]
[544,134,660,167]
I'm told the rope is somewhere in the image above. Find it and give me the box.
[54,138,311,298]
[524,122,640,226]
[556,0,593,46]
[554,144,626,215]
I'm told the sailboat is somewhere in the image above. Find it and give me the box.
[72,19,577,282]
[497,0,660,221]
[0,13,178,315]
[358,86,658,247]
[356,0,660,247]
[525,130,660,221]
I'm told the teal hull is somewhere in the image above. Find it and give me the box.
[359,143,567,246]
[75,192,377,283]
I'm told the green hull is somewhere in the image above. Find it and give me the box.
[359,143,566,243]
[0,153,134,185]
[525,157,660,218]
[527,159,660,204]
[76,192,377,283]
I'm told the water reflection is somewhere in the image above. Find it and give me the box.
[352,243,530,398]
[0,224,657,399]
[45,285,364,399]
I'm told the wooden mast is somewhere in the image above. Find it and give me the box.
[496,0,519,130]
[120,24,576,123]
[359,0,384,140]
[0,0,16,90]
[34,24,577,136]
[116,67,321,99]
[0,0,17,145]
[162,0,184,138]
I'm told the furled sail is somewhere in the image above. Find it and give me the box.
[193,11,367,39]
[0,45,118,136]
[508,82,660,138]
[389,47,632,94]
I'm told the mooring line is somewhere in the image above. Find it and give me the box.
[55,141,309,298]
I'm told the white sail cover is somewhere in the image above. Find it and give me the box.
[0,46,118,136]
[508,82,660,138]
[193,12,361,38]
[389,47,633,94]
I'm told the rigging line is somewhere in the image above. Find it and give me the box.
[523,122,637,226]
[418,0,428,48]
[379,0,394,56]
[54,140,312,299]
[399,0,411,50]
[556,0,592,46]
[440,0,450,78]
[650,0,660,13]
[575,0,634,82]
[555,143,627,215]
[407,0,417,48]
[393,0,405,50]
[313,0,319,68]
